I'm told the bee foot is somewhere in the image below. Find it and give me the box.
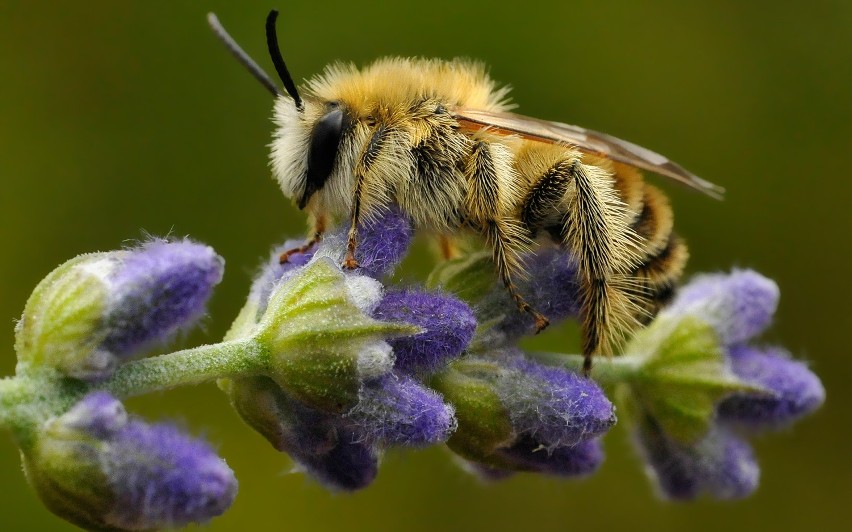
[533,313,550,333]
[342,255,360,270]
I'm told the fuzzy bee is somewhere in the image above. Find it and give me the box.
[208,11,723,373]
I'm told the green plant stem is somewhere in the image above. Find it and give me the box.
[526,351,640,386]
[102,339,269,398]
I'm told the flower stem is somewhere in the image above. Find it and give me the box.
[101,339,269,399]
[526,351,640,386]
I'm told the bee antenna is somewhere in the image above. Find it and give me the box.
[266,10,304,111]
[207,12,281,98]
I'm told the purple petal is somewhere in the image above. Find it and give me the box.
[636,419,759,500]
[101,239,223,357]
[665,270,779,345]
[499,437,604,478]
[346,372,456,446]
[315,206,414,279]
[499,353,616,447]
[61,391,128,439]
[107,420,237,529]
[372,290,476,373]
[296,436,379,491]
[718,345,825,429]
[482,247,581,342]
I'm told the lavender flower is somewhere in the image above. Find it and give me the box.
[372,289,477,374]
[636,420,759,500]
[346,371,456,446]
[719,346,825,428]
[432,351,614,473]
[14,239,223,381]
[311,205,414,279]
[24,392,237,530]
[625,270,824,500]
[224,372,454,491]
[498,437,604,478]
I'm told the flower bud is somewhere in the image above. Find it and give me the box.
[346,372,456,446]
[718,345,825,429]
[662,269,779,345]
[257,259,417,413]
[635,418,759,500]
[24,392,237,530]
[432,351,614,465]
[15,240,223,380]
[221,376,378,491]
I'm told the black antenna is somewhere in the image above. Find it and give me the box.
[207,13,281,97]
[266,10,304,111]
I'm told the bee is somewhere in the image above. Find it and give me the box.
[208,11,723,373]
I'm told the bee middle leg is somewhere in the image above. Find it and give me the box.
[486,218,549,333]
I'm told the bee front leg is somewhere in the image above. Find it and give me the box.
[342,173,365,270]
[279,213,327,264]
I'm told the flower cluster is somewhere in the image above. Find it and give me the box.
[621,271,826,499]
[220,208,471,489]
[0,209,826,529]
[7,240,238,529]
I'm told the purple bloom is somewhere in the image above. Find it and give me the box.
[479,246,581,344]
[663,269,779,346]
[313,206,414,279]
[28,392,237,530]
[498,437,604,478]
[498,352,615,448]
[372,289,476,374]
[346,372,456,446]
[635,419,759,500]
[297,437,379,491]
[102,239,224,357]
[251,239,318,317]
[719,345,825,429]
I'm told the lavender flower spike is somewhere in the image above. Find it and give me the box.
[662,269,779,345]
[372,289,477,374]
[347,372,456,446]
[719,345,825,429]
[25,392,237,530]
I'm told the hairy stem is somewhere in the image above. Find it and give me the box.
[102,339,269,398]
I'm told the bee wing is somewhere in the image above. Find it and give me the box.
[454,108,724,199]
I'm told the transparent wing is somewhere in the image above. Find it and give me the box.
[454,107,724,199]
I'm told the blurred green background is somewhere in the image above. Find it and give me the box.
[1,0,849,530]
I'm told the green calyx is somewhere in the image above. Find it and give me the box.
[430,359,514,463]
[255,259,418,413]
[620,315,761,443]
[15,254,113,378]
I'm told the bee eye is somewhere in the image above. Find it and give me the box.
[300,105,346,209]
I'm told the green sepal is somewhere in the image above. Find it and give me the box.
[257,259,417,413]
[426,251,496,306]
[430,359,514,463]
[622,315,761,443]
[22,416,114,531]
[15,254,111,376]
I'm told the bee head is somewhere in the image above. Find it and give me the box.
[208,10,353,212]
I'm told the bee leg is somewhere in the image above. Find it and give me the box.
[437,234,461,260]
[486,219,549,333]
[342,174,365,270]
[279,213,327,264]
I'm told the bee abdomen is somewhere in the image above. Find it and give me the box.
[630,233,689,323]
